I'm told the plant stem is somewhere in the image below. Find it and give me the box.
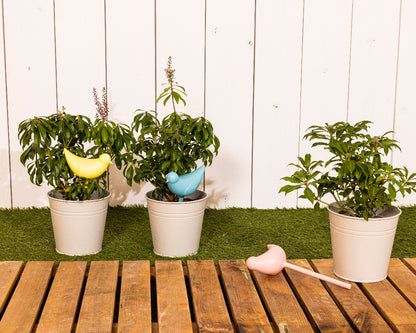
[170,82,177,113]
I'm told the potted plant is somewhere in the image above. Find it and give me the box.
[279,120,416,282]
[123,57,220,257]
[18,88,132,255]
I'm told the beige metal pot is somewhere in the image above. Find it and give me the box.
[48,190,110,256]
[146,190,208,257]
[328,203,401,282]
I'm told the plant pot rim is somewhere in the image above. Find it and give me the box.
[146,189,207,204]
[327,202,401,222]
[47,189,111,203]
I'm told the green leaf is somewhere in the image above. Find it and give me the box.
[279,184,301,194]
[303,187,315,204]
[346,160,355,173]
[388,183,396,201]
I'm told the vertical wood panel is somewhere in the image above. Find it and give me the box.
[347,0,401,134]
[205,0,255,208]
[0,0,11,208]
[392,0,416,206]
[252,0,303,208]
[105,0,156,206]
[155,0,206,198]
[156,0,205,119]
[299,0,352,142]
[297,0,352,207]
[55,0,106,118]
[4,0,56,208]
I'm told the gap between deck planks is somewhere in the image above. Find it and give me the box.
[0,259,415,332]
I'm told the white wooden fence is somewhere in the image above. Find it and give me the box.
[1,0,416,209]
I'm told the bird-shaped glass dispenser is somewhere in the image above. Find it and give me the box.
[166,165,205,202]
[64,148,111,179]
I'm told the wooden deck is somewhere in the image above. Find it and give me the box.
[0,259,416,332]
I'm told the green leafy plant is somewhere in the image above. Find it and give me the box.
[124,56,220,201]
[18,88,133,201]
[279,120,416,220]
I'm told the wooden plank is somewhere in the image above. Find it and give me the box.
[219,260,273,332]
[205,0,255,208]
[299,0,352,128]
[361,268,416,332]
[0,261,54,333]
[392,0,416,206]
[252,270,314,332]
[0,261,24,312]
[403,258,416,273]
[0,0,11,208]
[187,260,233,333]
[252,0,303,209]
[347,0,400,133]
[36,261,87,333]
[4,0,56,208]
[155,260,193,333]
[156,0,205,119]
[311,259,392,332]
[75,261,119,333]
[297,0,352,208]
[284,259,353,332]
[105,0,155,207]
[387,258,416,309]
[118,261,151,333]
[55,0,105,118]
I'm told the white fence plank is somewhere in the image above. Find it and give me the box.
[0,0,11,208]
[393,0,416,207]
[156,0,205,119]
[205,0,255,208]
[299,0,352,143]
[347,0,401,134]
[297,0,353,208]
[252,0,304,209]
[105,0,156,206]
[55,0,106,118]
[5,0,56,207]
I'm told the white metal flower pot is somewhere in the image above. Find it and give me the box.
[328,204,401,282]
[146,190,208,257]
[48,190,110,256]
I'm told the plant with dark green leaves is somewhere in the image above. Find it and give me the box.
[18,90,133,201]
[123,57,220,201]
[279,121,416,220]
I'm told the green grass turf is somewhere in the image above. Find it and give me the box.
[0,206,415,263]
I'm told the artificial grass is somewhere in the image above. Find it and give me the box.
[0,206,415,263]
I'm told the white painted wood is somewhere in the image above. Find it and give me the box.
[392,0,416,207]
[300,0,352,143]
[205,0,255,208]
[105,0,156,206]
[347,0,401,134]
[55,0,106,118]
[297,0,353,208]
[156,0,205,118]
[105,0,155,123]
[1,0,416,209]
[0,0,11,208]
[4,0,56,208]
[252,0,304,209]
